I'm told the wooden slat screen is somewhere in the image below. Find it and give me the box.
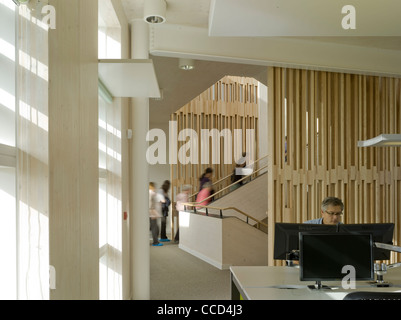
[267,67,401,266]
[170,76,259,204]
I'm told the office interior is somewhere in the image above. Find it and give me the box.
[0,0,401,300]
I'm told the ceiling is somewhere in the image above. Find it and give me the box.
[115,0,401,124]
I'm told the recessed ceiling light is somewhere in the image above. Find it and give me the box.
[178,58,195,70]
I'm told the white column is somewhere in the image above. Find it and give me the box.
[48,0,99,299]
[130,19,150,300]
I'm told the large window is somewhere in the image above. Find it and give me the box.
[98,7,123,299]
[0,0,17,300]
[98,93,123,300]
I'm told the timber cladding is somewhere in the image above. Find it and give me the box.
[267,66,401,265]
[170,76,260,203]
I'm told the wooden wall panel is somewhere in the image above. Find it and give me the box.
[268,67,401,266]
[170,76,259,203]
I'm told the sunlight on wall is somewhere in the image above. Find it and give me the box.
[99,118,122,139]
[17,2,50,300]
[99,183,107,248]
[99,161,123,300]
[99,259,122,300]
[99,182,122,251]
[98,5,124,299]
[19,100,49,132]
[18,3,50,31]
[19,50,49,82]
[99,142,122,163]
[18,201,49,300]
[0,90,16,147]
[0,88,15,112]
[0,38,15,61]
[0,0,14,11]
[98,29,121,59]
[99,94,123,299]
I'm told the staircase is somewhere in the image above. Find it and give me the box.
[211,173,267,229]
[178,158,269,269]
[179,211,269,270]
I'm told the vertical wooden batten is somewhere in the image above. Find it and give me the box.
[267,66,401,266]
[169,76,260,240]
[48,0,99,299]
[170,76,260,197]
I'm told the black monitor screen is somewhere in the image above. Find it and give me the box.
[338,223,394,260]
[299,233,374,281]
[273,223,337,260]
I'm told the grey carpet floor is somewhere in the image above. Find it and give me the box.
[150,241,231,300]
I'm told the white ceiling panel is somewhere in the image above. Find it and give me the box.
[209,0,401,36]
[99,59,161,98]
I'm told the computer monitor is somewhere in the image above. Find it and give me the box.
[338,223,394,260]
[299,233,374,287]
[273,223,337,260]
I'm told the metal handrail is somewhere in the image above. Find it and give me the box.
[180,202,268,232]
[189,155,268,200]
[189,164,268,205]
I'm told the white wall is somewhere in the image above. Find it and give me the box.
[179,211,269,269]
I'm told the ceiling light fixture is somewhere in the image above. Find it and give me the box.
[144,0,167,24]
[178,58,195,70]
[357,134,401,147]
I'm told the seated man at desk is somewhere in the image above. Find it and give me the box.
[304,197,344,225]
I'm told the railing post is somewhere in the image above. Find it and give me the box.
[220,209,223,218]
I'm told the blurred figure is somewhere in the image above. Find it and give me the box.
[176,184,191,212]
[230,161,246,191]
[149,182,163,246]
[158,180,171,242]
[240,152,254,184]
[174,184,191,242]
[199,167,215,201]
[195,181,213,210]
[199,167,213,191]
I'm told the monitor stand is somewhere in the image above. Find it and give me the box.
[368,273,392,287]
[368,262,401,288]
[285,250,299,267]
[307,281,333,290]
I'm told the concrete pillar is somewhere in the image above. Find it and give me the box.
[130,19,150,300]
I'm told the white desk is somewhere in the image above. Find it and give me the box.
[230,266,401,300]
